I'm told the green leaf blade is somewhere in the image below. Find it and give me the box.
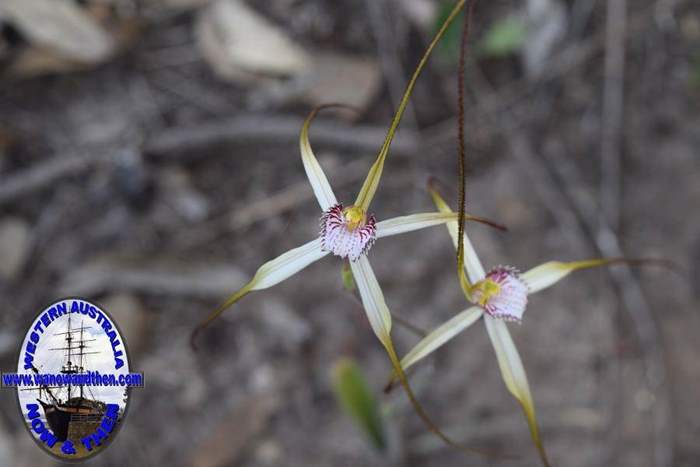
[332,358,387,451]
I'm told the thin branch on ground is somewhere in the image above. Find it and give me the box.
[172,159,370,249]
[600,0,627,235]
[144,115,420,160]
[365,0,419,129]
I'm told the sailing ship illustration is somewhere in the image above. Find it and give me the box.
[24,314,109,442]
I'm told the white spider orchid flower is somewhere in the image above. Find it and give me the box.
[194,0,497,456]
[191,103,498,342]
[393,187,642,467]
[192,0,482,350]
[190,104,500,445]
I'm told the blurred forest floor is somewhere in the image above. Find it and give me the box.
[0,1,699,466]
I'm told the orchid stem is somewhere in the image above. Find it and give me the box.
[455,0,478,297]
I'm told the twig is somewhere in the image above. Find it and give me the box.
[392,314,428,338]
[542,140,674,467]
[598,14,628,460]
[0,151,105,206]
[144,114,420,161]
[420,1,658,150]
[365,0,418,129]
[57,262,249,298]
[600,0,627,235]
[0,115,419,207]
[172,158,370,249]
[654,0,681,30]
[148,68,231,116]
[570,0,598,38]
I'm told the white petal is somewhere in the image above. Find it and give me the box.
[349,256,392,345]
[461,234,486,284]
[401,306,483,371]
[194,238,328,336]
[253,238,329,289]
[429,190,486,282]
[484,316,549,465]
[375,212,458,239]
[484,316,531,403]
[521,259,617,295]
[300,108,338,210]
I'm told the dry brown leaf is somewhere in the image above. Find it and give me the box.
[196,0,309,83]
[303,52,381,114]
[0,0,115,63]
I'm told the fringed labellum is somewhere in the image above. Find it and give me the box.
[320,204,377,261]
[471,266,528,322]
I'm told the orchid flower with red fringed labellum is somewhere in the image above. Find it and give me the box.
[189,104,498,452]
[192,0,501,457]
[388,186,665,467]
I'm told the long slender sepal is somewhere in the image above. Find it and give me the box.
[428,185,487,287]
[354,0,468,212]
[376,212,459,239]
[385,306,483,391]
[300,105,343,211]
[484,316,551,467]
[375,211,505,239]
[401,306,483,372]
[191,239,329,347]
[522,257,674,294]
[348,256,393,343]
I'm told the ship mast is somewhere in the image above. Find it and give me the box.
[79,320,85,399]
[50,315,98,404]
[66,313,72,401]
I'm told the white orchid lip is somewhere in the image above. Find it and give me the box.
[320,203,377,261]
[471,266,528,322]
